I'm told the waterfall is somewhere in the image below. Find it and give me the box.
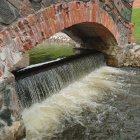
[15,53,140,140]
[22,66,140,140]
[15,53,105,108]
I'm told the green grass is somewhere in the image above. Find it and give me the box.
[29,43,76,64]
[132,8,140,44]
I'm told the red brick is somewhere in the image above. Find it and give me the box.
[12,25,21,38]
[7,28,16,39]
[27,15,36,26]
[93,3,97,22]
[47,6,56,19]
[42,8,49,21]
[47,18,56,35]
[27,16,40,44]
[18,21,25,30]
[32,15,43,43]
[55,14,63,31]
[0,31,11,45]
[14,37,24,51]
[68,1,75,11]
[75,1,81,9]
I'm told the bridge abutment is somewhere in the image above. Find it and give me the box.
[0,72,25,139]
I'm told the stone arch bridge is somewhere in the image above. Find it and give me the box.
[0,0,134,77]
[0,0,138,139]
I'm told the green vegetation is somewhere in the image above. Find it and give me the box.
[29,9,140,65]
[29,43,76,64]
[132,8,140,44]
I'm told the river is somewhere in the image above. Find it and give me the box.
[15,54,140,140]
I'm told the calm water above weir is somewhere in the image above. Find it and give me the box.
[15,53,140,140]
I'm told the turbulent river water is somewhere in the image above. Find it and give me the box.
[15,54,140,140]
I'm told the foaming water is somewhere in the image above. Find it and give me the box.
[15,54,104,108]
[22,66,140,140]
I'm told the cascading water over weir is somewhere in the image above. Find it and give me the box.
[14,53,140,140]
[15,53,105,108]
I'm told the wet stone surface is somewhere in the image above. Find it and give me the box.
[0,73,23,139]
[0,79,13,127]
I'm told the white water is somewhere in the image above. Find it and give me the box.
[16,54,104,108]
[22,66,140,140]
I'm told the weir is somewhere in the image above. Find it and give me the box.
[15,53,105,108]
[13,53,140,140]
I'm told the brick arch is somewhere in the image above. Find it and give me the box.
[63,22,118,49]
[0,0,132,75]
[17,1,120,50]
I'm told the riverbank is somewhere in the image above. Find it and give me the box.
[132,8,140,44]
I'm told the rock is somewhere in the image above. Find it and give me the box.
[123,44,140,67]
[11,52,30,71]
[0,53,6,61]
[0,95,3,109]
[124,44,133,53]
[0,121,25,140]
[0,79,6,92]
[0,107,12,126]
[0,73,22,140]
[132,43,137,46]
[105,54,121,67]
[0,24,4,31]
[8,0,34,16]
[133,45,140,52]
[129,49,135,55]
[0,0,20,25]
[30,0,42,11]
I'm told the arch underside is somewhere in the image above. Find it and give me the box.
[0,0,133,75]
[63,22,117,49]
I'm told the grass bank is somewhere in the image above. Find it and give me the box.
[132,8,140,44]
[29,43,76,64]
